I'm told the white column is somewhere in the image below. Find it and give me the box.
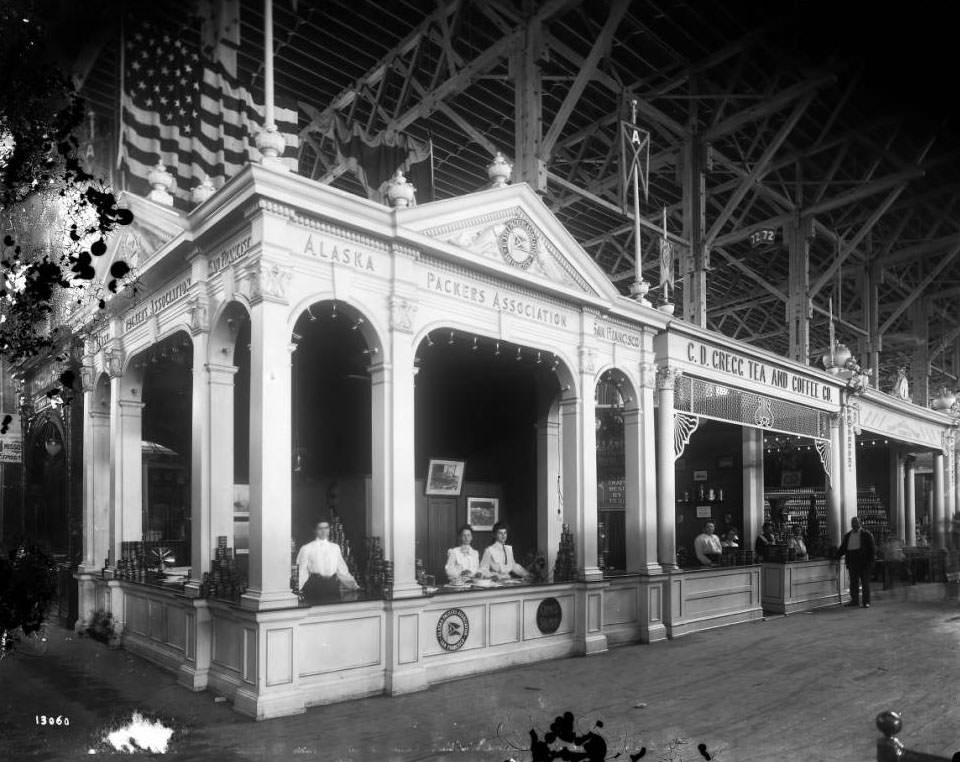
[893,450,906,541]
[944,432,957,531]
[624,361,659,573]
[742,428,764,550]
[560,372,601,581]
[655,367,678,569]
[188,332,210,591]
[81,385,112,572]
[536,397,562,578]
[370,332,420,597]
[208,363,238,560]
[109,379,143,564]
[839,401,859,529]
[241,295,297,610]
[826,413,843,545]
[905,456,917,546]
[934,452,946,550]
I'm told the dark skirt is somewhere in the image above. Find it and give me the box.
[302,574,341,604]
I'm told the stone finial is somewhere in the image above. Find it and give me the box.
[191,174,216,205]
[255,124,288,169]
[386,169,416,208]
[146,161,175,206]
[487,152,513,188]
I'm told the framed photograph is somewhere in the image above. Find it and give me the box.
[696,506,713,519]
[781,470,802,488]
[717,455,734,469]
[693,470,708,482]
[425,458,466,496]
[467,497,499,531]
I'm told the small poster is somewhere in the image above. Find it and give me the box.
[696,506,713,519]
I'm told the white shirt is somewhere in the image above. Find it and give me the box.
[787,535,807,558]
[480,542,527,578]
[694,533,722,565]
[847,530,861,551]
[445,546,480,582]
[296,539,358,590]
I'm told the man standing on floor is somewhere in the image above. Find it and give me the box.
[838,516,876,608]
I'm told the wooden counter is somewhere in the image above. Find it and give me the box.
[761,559,850,615]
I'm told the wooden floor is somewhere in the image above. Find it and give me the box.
[2,582,958,761]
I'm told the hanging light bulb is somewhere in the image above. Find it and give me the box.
[515,347,522,361]
[306,306,317,322]
[352,317,365,331]
[472,337,478,351]
[536,351,542,365]
[495,342,501,357]
[448,331,455,345]
[426,333,435,347]
[331,302,339,319]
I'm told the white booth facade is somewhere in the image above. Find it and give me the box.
[72,166,678,719]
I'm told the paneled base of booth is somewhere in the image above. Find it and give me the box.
[602,574,668,645]
[761,561,851,615]
[665,566,763,638]
[78,579,678,719]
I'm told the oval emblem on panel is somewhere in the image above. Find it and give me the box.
[436,608,470,651]
[536,597,562,634]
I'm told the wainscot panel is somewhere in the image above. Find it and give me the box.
[298,616,383,676]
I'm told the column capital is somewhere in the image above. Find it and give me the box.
[656,365,681,391]
[116,399,145,412]
[241,259,293,305]
[188,295,210,335]
[638,361,657,390]
[388,295,418,334]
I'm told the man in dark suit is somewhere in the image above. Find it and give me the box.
[838,516,876,608]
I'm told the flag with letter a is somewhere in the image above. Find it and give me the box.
[619,119,650,214]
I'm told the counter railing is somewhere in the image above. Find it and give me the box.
[876,711,959,762]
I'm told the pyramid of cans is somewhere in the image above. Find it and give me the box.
[363,535,393,598]
[329,509,358,579]
[199,536,247,601]
[118,541,149,582]
[553,523,577,582]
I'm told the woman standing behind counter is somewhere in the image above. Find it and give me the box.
[445,524,483,584]
[480,522,531,581]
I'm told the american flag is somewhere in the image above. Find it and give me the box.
[120,19,299,207]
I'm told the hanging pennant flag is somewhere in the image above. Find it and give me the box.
[619,118,650,214]
[659,206,674,291]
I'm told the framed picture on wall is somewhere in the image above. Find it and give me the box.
[781,470,802,488]
[425,458,466,496]
[467,497,499,531]
[693,470,708,482]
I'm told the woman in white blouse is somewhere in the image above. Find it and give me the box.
[480,522,530,580]
[445,524,482,584]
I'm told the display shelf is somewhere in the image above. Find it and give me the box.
[763,487,890,546]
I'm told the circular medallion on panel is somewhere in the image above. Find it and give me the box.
[497,217,540,270]
[436,608,470,651]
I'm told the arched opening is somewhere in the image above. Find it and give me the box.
[595,369,633,574]
[25,416,67,552]
[290,300,377,587]
[414,330,566,584]
[134,331,193,567]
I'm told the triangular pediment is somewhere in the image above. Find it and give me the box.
[97,192,188,284]
[401,183,620,302]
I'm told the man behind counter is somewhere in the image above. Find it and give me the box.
[694,521,723,567]
[296,521,359,604]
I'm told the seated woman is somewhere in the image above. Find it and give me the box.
[720,529,740,548]
[480,522,531,581]
[445,524,483,584]
[787,524,808,560]
[693,521,723,567]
